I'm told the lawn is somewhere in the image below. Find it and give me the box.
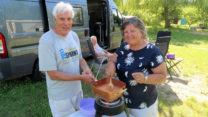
[0,28,208,117]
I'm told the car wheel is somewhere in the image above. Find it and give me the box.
[32,62,45,81]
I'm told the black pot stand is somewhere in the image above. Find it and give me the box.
[94,98,129,117]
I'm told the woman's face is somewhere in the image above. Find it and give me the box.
[123,24,143,46]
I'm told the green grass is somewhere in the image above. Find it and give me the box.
[158,96,208,117]
[148,28,208,77]
[0,28,208,117]
[0,78,51,117]
[149,28,208,117]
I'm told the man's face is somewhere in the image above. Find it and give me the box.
[54,11,73,36]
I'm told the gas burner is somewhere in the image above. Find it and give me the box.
[95,98,123,108]
[94,97,129,117]
[99,98,121,106]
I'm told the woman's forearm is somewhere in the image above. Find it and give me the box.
[105,54,117,77]
[145,73,167,84]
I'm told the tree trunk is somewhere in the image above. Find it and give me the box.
[164,6,170,28]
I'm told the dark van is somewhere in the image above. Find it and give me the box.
[0,0,123,81]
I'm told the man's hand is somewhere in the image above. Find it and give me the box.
[82,67,94,77]
[81,74,95,84]
[82,68,95,84]
[132,72,145,84]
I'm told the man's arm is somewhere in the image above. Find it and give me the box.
[47,70,83,81]
[46,59,94,84]
[80,58,94,77]
[47,69,94,84]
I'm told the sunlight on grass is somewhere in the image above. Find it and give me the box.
[154,28,208,117]
[169,44,208,77]
[159,96,208,117]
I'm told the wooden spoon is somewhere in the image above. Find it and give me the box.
[109,77,114,88]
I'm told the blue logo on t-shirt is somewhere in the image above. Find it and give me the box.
[59,49,67,59]
[59,47,79,61]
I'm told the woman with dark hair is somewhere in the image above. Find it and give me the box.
[105,17,167,117]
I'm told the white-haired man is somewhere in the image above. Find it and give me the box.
[38,2,95,117]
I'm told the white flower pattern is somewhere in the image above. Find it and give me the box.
[124,44,130,50]
[125,71,128,78]
[139,102,147,109]
[125,98,129,104]
[120,51,124,55]
[147,44,153,49]
[143,86,148,92]
[147,44,151,49]
[139,62,143,67]
[125,52,134,66]
[139,57,144,59]
[129,99,132,104]
[117,63,120,70]
[127,52,133,57]
[142,68,148,75]
[125,56,134,66]
[156,55,163,64]
[129,80,137,86]
[151,62,154,67]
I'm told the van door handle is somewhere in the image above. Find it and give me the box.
[112,26,115,32]
[84,30,88,37]
[36,28,39,32]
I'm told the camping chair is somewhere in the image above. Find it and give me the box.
[166,54,183,77]
[155,31,172,57]
[87,39,107,69]
[155,34,172,79]
[155,31,183,79]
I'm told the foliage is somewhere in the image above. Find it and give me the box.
[114,0,208,29]
[182,6,199,27]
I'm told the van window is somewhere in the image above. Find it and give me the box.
[112,9,122,26]
[117,10,123,25]
[73,7,83,26]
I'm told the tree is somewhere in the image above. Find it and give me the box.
[192,0,208,27]
[182,6,198,27]
[114,0,208,29]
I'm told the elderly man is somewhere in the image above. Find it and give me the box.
[38,2,95,117]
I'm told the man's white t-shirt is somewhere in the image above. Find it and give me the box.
[38,30,83,100]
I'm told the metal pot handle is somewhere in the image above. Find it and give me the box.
[114,88,127,95]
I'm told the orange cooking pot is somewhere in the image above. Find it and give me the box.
[92,77,126,102]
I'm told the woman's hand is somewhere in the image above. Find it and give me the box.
[106,52,113,58]
[105,53,117,78]
[132,62,167,84]
[105,66,115,78]
[132,72,145,84]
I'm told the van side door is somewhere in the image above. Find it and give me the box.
[110,8,123,49]
[2,0,44,79]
